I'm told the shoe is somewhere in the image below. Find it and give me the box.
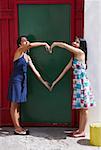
[64,131,74,135]
[14,130,29,135]
[70,133,85,138]
[25,129,29,134]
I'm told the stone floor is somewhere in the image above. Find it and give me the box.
[0,127,101,150]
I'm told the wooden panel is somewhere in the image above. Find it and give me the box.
[0,0,16,126]
[9,19,16,70]
[75,0,84,37]
[16,0,74,4]
[0,9,14,19]
[0,0,8,9]
[18,4,71,124]
[0,20,1,99]
[8,0,15,9]
[75,0,84,10]
[0,20,2,126]
[0,0,84,126]
[1,20,9,108]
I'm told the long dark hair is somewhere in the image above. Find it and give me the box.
[17,35,28,47]
[75,37,87,69]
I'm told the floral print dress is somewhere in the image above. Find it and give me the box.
[72,58,95,109]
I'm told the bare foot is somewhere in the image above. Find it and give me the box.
[15,127,26,132]
[72,129,79,135]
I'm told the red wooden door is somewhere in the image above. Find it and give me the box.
[0,0,17,126]
[0,0,84,126]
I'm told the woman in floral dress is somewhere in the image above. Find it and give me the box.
[50,37,95,137]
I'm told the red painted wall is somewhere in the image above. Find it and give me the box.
[0,0,84,126]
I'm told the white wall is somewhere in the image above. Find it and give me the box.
[84,0,101,131]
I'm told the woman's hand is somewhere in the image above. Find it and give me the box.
[43,43,50,52]
[19,41,31,52]
[50,80,57,91]
[44,81,51,91]
[50,42,58,53]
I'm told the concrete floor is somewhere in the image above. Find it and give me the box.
[0,127,101,150]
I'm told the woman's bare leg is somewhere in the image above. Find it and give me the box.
[79,109,88,133]
[73,109,88,137]
[73,110,81,135]
[10,102,24,132]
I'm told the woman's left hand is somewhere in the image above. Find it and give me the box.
[44,43,50,52]
[50,80,57,91]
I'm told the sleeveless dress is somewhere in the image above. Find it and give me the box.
[72,58,95,109]
[8,55,28,103]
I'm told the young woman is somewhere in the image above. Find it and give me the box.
[50,37,95,137]
[8,36,50,135]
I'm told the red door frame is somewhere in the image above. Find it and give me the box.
[0,0,84,127]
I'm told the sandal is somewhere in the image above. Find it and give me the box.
[14,129,29,135]
[25,128,29,134]
[70,133,85,138]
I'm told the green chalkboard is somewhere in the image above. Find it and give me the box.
[18,4,72,124]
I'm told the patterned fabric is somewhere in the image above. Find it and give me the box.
[72,58,95,109]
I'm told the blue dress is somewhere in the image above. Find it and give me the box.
[8,55,28,103]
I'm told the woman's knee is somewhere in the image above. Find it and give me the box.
[10,102,19,110]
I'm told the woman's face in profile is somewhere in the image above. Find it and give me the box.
[20,37,28,46]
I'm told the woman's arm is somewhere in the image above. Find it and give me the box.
[51,42,84,55]
[19,42,50,53]
[28,56,50,90]
[29,42,50,49]
[50,58,73,90]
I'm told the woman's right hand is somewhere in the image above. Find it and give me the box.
[44,81,51,91]
[50,42,58,53]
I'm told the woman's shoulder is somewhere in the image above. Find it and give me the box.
[13,49,22,61]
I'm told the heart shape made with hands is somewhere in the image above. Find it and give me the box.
[31,43,71,91]
[45,43,57,54]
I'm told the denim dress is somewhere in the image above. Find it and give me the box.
[8,55,28,103]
